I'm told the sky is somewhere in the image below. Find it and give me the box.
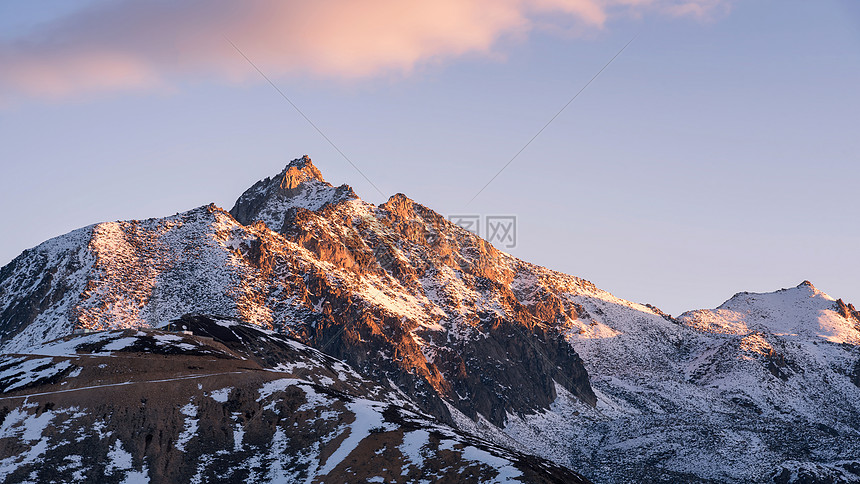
[1,0,858,315]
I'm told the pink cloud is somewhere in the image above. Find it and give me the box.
[0,0,731,100]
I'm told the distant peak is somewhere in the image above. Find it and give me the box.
[279,155,326,189]
[792,280,831,300]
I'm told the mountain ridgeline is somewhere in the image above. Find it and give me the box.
[1,155,859,483]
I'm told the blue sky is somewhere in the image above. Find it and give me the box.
[1,0,858,315]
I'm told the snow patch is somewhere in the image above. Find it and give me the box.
[175,403,199,452]
[210,387,232,403]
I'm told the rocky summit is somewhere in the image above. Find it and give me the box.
[1,156,859,483]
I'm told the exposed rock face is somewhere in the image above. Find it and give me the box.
[0,316,589,483]
[247,174,597,425]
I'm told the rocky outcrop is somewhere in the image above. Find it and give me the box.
[836,298,860,327]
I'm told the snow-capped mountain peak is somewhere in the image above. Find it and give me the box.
[279,154,326,188]
[677,281,860,344]
[230,155,357,231]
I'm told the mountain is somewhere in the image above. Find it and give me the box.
[1,155,859,483]
[503,281,860,482]
[0,156,595,429]
[0,314,586,483]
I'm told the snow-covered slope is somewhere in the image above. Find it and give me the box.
[0,205,282,353]
[0,225,95,352]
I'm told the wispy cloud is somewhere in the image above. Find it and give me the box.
[0,0,731,101]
